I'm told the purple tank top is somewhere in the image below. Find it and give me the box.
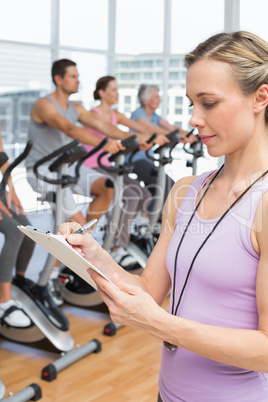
[159,170,268,401]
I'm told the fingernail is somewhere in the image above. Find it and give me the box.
[113,272,119,282]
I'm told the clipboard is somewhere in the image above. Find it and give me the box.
[17,225,118,290]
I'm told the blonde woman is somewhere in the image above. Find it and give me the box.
[61,31,268,401]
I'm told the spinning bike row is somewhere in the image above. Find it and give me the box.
[0,130,203,401]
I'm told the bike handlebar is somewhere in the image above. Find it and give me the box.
[74,138,108,178]
[183,134,203,158]
[144,129,180,166]
[0,140,33,194]
[33,138,109,186]
[153,129,180,155]
[0,153,8,169]
[98,135,139,175]
[127,132,158,165]
[33,140,80,173]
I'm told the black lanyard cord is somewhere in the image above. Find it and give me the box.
[171,166,223,314]
[171,167,268,317]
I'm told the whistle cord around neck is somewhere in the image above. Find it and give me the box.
[171,167,268,317]
[170,165,223,315]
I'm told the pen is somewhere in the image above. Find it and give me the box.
[74,219,98,235]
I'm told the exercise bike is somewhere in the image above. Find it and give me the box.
[124,129,181,264]
[183,133,204,175]
[1,140,103,373]
[102,130,182,335]
[59,135,141,307]
[0,379,41,402]
[0,143,43,401]
[102,131,204,335]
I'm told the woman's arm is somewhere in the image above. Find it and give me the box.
[130,116,169,136]
[159,191,268,373]
[80,108,128,141]
[87,183,268,373]
[135,193,268,373]
[59,176,195,299]
[81,109,156,150]
[158,119,197,143]
[132,114,196,144]
[32,100,123,154]
[115,111,168,136]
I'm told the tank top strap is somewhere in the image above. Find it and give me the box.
[45,95,77,121]
[110,109,117,125]
[92,107,101,115]
[175,170,218,223]
[91,107,116,126]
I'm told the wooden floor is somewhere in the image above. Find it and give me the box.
[0,296,169,401]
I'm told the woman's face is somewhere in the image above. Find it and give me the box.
[100,79,119,105]
[145,89,161,110]
[186,59,255,158]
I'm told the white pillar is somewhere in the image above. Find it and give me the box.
[162,0,171,119]
[108,0,116,76]
[218,0,240,167]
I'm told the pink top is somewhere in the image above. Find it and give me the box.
[82,107,116,168]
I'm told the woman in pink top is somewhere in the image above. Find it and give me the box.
[82,76,171,169]
[82,76,157,267]
[61,31,268,401]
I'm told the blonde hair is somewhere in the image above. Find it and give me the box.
[184,31,268,125]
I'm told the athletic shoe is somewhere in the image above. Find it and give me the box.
[47,278,64,306]
[0,299,32,328]
[133,215,151,237]
[110,247,137,268]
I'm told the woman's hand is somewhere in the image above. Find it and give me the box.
[0,198,12,220]
[58,221,118,272]
[135,134,151,151]
[179,129,199,144]
[153,134,170,146]
[103,139,125,154]
[6,187,26,216]
[90,270,166,336]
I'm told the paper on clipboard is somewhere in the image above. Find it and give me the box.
[17,225,118,290]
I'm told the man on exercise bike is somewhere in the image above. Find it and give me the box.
[25,59,128,226]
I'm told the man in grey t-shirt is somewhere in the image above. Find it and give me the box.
[26,58,127,225]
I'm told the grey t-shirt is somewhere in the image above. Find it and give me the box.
[26,95,79,169]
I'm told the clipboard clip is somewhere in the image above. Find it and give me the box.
[26,225,51,235]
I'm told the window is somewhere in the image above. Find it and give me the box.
[0,0,51,44]
[0,43,51,91]
[116,0,164,54]
[171,0,224,54]
[144,61,153,68]
[144,73,153,80]
[240,0,268,41]
[169,72,179,80]
[155,60,163,68]
[170,59,183,68]
[59,0,108,49]
[124,96,131,104]
[175,97,183,106]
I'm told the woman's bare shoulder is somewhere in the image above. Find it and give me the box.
[163,175,198,222]
[172,175,198,195]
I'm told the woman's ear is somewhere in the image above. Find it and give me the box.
[253,84,268,114]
